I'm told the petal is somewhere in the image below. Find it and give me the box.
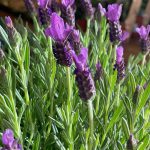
[146,25,150,39]
[38,0,49,8]
[136,26,147,40]
[5,16,13,28]
[62,0,75,7]
[78,47,88,65]
[71,47,88,71]
[2,129,14,146]
[71,50,83,71]
[116,46,124,63]
[106,4,122,21]
[98,3,106,16]
[120,31,129,41]
[45,13,65,41]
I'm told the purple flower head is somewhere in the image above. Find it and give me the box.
[2,129,14,147]
[24,0,36,14]
[37,0,49,8]
[61,2,76,26]
[81,0,95,19]
[136,25,150,40]
[1,129,22,150]
[98,3,106,16]
[106,4,122,22]
[116,46,124,63]
[114,46,125,81]
[45,13,72,41]
[72,47,95,101]
[62,0,75,7]
[71,47,88,71]
[5,16,13,28]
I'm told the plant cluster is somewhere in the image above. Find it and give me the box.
[0,0,149,149]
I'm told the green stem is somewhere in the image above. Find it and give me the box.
[9,90,23,146]
[87,100,94,150]
[32,15,40,34]
[86,20,91,47]
[66,67,74,149]
[113,45,117,65]
[116,83,120,107]
[66,67,71,103]
[142,53,148,67]
[104,90,111,126]
[20,62,29,105]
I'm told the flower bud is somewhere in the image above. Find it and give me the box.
[136,25,150,53]
[5,17,21,48]
[127,134,138,150]
[24,0,36,15]
[81,0,95,19]
[114,46,125,81]
[132,85,141,105]
[94,61,103,81]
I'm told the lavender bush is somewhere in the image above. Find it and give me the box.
[0,1,150,150]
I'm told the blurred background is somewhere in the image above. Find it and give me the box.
[0,0,150,62]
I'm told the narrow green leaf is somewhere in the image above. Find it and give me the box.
[136,83,150,119]
[122,117,130,140]
[0,25,11,49]
[138,134,150,150]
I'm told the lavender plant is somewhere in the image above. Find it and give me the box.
[0,1,150,150]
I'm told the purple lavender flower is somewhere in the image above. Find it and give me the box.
[38,0,49,8]
[114,46,125,81]
[106,4,123,43]
[119,31,129,42]
[1,129,22,150]
[45,13,72,42]
[72,47,95,101]
[61,0,75,7]
[2,129,14,147]
[5,17,20,47]
[136,25,150,53]
[106,4,122,22]
[94,61,103,81]
[45,13,73,66]
[116,46,123,63]
[60,0,76,26]
[136,25,150,40]
[97,3,106,17]
[81,0,95,19]
[95,3,106,22]
[24,0,36,14]
[37,0,52,26]
[5,17,13,29]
